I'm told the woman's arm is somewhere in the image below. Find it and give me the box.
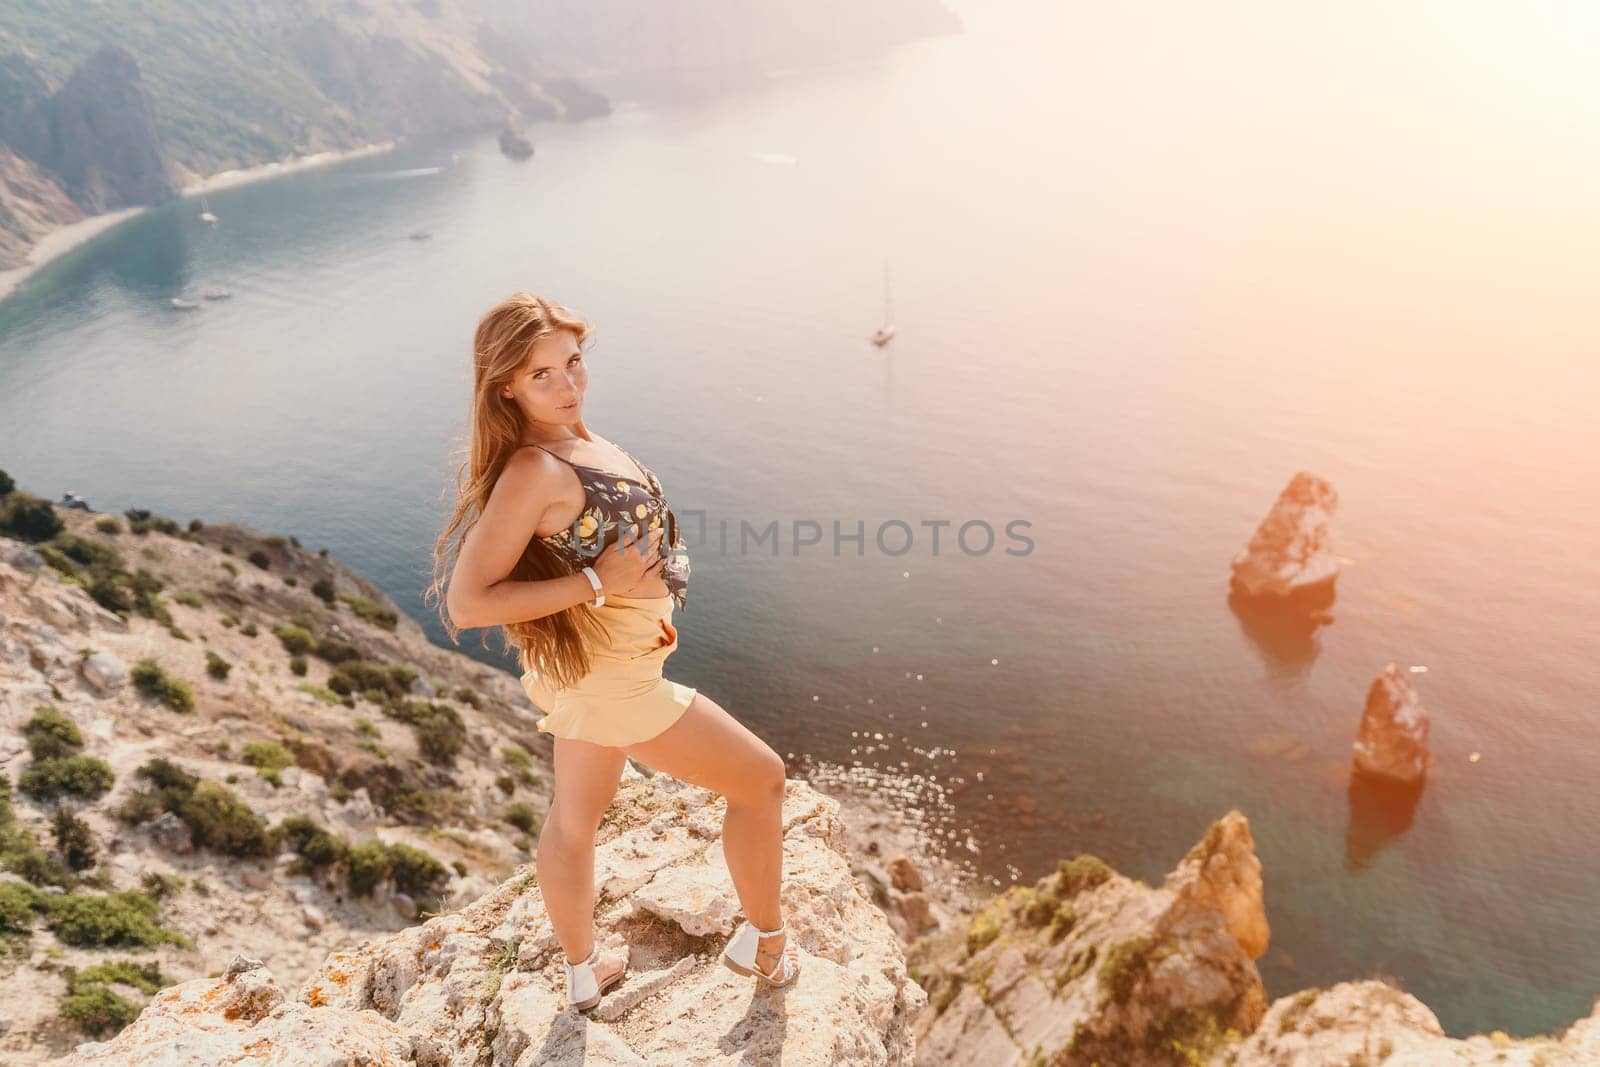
[445,450,596,629]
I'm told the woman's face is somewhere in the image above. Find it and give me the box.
[502,329,587,426]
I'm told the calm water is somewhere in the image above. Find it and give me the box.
[3,1,1598,1038]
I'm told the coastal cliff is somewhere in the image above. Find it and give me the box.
[7,478,1597,1064]
[0,0,963,274]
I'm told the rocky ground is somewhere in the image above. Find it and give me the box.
[0,505,556,1061]
[4,491,1600,1065]
[59,765,925,1065]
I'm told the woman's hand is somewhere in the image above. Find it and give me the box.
[590,524,665,597]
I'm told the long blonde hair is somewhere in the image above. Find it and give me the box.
[424,291,610,689]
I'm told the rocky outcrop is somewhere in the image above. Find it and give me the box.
[1229,978,1600,1064]
[19,47,175,213]
[908,810,1600,1065]
[1162,812,1269,962]
[1229,471,1340,598]
[60,764,925,1065]
[909,812,1270,1066]
[1352,662,1432,783]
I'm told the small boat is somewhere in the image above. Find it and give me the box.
[198,195,218,224]
[199,287,232,300]
[869,261,895,347]
[408,230,432,241]
[169,297,200,311]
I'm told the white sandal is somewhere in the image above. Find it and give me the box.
[720,917,801,988]
[562,943,625,1010]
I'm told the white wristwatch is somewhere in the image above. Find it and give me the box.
[580,565,605,607]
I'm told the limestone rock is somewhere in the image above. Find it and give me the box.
[80,649,130,693]
[1231,979,1600,1065]
[911,811,1271,1066]
[147,811,195,854]
[1353,662,1432,783]
[1229,471,1340,597]
[58,774,924,1065]
[888,853,923,892]
[65,956,413,1066]
[1162,810,1269,960]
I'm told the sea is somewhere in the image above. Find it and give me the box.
[3,0,1598,1039]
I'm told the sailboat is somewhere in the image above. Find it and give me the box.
[869,261,896,347]
[198,195,218,224]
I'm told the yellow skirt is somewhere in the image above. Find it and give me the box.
[519,593,697,747]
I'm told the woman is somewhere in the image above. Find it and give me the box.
[426,292,801,1011]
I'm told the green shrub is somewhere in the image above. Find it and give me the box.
[205,651,231,680]
[58,980,140,1036]
[327,660,406,701]
[387,701,465,765]
[240,621,258,637]
[279,816,349,872]
[2,782,76,888]
[129,659,194,712]
[343,839,447,899]
[119,760,277,857]
[241,740,293,786]
[20,755,115,802]
[78,958,168,994]
[311,577,336,603]
[296,681,338,705]
[1056,855,1114,898]
[248,549,271,569]
[52,810,98,871]
[175,781,277,856]
[337,592,398,631]
[313,638,361,664]
[388,842,447,897]
[46,891,190,948]
[283,576,298,587]
[44,532,123,575]
[354,717,380,738]
[273,625,314,655]
[24,705,84,761]
[0,491,63,541]
[0,881,48,931]
[495,774,515,796]
[94,516,123,534]
[173,591,204,608]
[122,508,180,536]
[454,688,481,709]
[505,803,538,834]
[139,871,184,900]
[344,840,390,897]
[221,560,238,577]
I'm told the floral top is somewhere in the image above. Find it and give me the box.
[526,441,690,612]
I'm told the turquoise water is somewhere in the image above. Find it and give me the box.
[3,2,1599,1038]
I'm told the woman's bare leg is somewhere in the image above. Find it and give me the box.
[622,691,796,978]
[538,736,629,985]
